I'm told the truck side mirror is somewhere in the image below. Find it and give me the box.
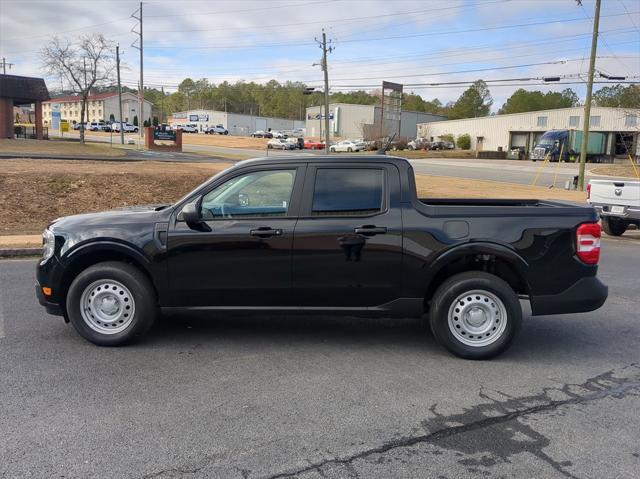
[180,199,210,231]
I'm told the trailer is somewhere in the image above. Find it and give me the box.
[530,130,608,162]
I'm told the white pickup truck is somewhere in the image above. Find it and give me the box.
[588,179,640,236]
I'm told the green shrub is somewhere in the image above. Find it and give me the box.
[457,133,471,150]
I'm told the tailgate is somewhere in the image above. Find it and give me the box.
[589,180,640,205]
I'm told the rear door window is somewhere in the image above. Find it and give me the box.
[311,168,384,216]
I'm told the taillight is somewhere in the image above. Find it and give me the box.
[586,182,591,199]
[576,223,601,264]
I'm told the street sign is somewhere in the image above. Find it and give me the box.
[51,103,61,131]
[60,119,69,132]
[154,129,176,141]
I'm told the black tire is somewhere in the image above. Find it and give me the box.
[66,261,157,346]
[224,131,229,135]
[429,271,522,360]
[347,147,353,152]
[601,216,628,236]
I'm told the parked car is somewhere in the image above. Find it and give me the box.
[176,124,198,133]
[205,124,229,135]
[443,141,455,149]
[251,130,267,138]
[430,141,445,150]
[588,179,640,236]
[111,122,139,133]
[329,140,365,152]
[35,155,608,359]
[72,122,87,131]
[304,139,325,150]
[271,131,288,139]
[407,138,431,150]
[88,122,110,132]
[267,138,296,150]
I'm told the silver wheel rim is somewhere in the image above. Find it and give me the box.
[447,289,507,347]
[80,279,135,334]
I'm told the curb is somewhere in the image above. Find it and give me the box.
[0,247,43,258]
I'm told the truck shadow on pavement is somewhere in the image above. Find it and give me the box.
[140,310,629,364]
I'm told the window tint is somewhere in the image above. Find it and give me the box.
[590,115,601,127]
[569,115,580,127]
[312,168,384,216]
[201,169,296,219]
[536,116,548,127]
[625,114,637,127]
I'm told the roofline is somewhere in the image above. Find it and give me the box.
[305,102,447,118]
[417,106,640,125]
[43,91,154,105]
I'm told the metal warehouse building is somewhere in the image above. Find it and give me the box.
[305,103,446,140]
[417,106,640,158]
[169,110,305,135]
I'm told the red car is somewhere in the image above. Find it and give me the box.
[304,139,325,150]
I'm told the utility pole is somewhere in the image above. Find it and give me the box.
[131,2,144,143]
[161,86,165,124]
[577,0,601,191]
[315,29,333,154]
[1,57,14,75]
[116,45,125,145]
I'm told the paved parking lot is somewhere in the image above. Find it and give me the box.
[1,237,639,479]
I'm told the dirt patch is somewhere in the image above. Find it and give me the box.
[0,160,229,235]
[182,134,269,149]
[590,165,640,179]
[0,138,126,157]
[414,175,586,202]
[0,159,585,237]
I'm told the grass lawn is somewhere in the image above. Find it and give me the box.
[590,164,640,179]
[0,138,127,157]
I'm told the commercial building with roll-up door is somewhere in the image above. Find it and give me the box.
[416,106,640,160]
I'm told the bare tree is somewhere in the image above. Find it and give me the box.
[41,34,115,143]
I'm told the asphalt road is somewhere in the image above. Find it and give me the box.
[1,237,639,479]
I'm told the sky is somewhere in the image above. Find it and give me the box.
[1,0,639,111]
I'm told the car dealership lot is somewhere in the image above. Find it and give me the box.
[1,237,639,479]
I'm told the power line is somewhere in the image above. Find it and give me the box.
[144,0,336,18]
[142,10,639,50]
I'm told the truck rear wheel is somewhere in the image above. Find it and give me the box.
[601,217,628,236]
[66,261,157,346]
[429,272,521,360]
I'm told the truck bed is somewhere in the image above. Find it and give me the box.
[415,197,593,217]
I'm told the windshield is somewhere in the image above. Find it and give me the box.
[537,131,566,147]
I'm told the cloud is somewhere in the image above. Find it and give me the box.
[1,0,637,108]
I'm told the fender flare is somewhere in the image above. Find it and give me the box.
[424,241,531,296]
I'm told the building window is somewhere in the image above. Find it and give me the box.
[590,115,601,127]
[537,116,548,128]
[92,109,95,116]
[625,114,637,127]
[569,116,580,127]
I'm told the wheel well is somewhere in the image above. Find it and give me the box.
[59,250,158,316]
[423,254,529,313]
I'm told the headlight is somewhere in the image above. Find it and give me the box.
[41,228,55,264]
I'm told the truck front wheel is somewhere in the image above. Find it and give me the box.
[66,261,157,346]
[601,216,628,236]
[429,272,522,360]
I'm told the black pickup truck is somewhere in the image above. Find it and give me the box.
[36,156,607,359]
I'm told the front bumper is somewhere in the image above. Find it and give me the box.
[530,276,608,316]
[35,281,63,316]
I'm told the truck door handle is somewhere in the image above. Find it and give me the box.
[354,225,387,236]
[250,227,282,237]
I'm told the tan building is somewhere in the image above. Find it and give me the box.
[42,92,153,126]
[417,106,640,158]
